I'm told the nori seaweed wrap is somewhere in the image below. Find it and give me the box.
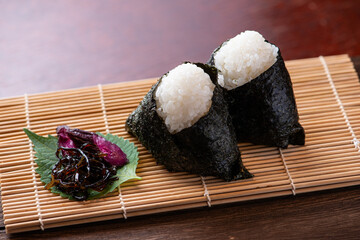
[126,62,252,181]
[208,31,305,148]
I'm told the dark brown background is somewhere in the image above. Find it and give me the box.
[1,0,359,98]
[1,0,360,239]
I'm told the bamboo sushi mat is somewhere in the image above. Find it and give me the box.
[1,54,360,234]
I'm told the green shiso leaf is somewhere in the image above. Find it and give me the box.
[23,128,141,200]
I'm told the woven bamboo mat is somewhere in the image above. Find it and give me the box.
[1,54,359,234]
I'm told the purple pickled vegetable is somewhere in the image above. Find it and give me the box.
[93,135,128,166]
[57,125,76,148]
[42,126,130,200]
[56,125,128,166]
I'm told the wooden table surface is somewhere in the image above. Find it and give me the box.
[1,0,360,239]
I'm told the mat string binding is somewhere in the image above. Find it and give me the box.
[319,56,360,151]
[98,84,110,134]
[200,176,212,207]
[118,187,127,219]
[24,94,45,231]
[279,148,296,195]
[352,139,360,150]
[98,84,128,219]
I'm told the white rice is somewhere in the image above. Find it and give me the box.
[155,63,215,134]
[214,30,278,90]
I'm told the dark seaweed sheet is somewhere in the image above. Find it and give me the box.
[209,47,305,148]
[126,63,252,181]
